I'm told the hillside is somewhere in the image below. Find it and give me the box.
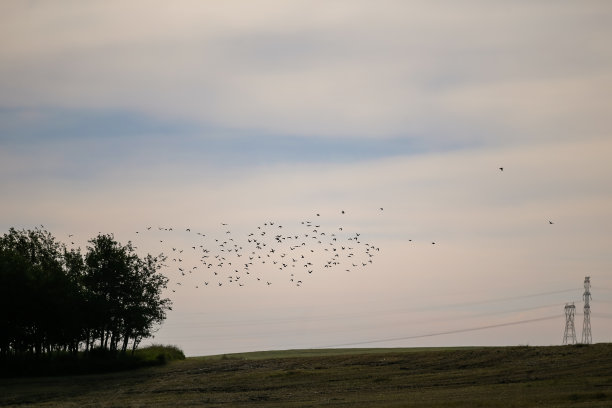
[1,344,611,407]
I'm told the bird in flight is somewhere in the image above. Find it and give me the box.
[549,220,554,224]
[499,167,504,171]
[133,209,380,290]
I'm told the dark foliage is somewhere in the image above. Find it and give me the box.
[0,227,172,369]
[0,345,184,377]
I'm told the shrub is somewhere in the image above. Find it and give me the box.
[134,344,185,364]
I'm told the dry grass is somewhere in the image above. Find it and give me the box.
[1,344,612,407]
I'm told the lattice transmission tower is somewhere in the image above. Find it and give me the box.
[563,303,576,345]
[581,276,592,344]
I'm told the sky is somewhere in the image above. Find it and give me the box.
[1,1,612,356]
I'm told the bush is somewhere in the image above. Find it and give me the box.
[134,344,185,364]
[0,345,186,377]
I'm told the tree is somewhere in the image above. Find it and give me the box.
[0,227,76,356]
[0,228,171,358]
[84,234,171,354]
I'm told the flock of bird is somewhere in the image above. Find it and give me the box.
[131,209,383,292]
[62,168,556,294]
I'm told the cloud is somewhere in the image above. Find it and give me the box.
[3,130,611,354]
[1,1,611,354]
[2,1,610,143]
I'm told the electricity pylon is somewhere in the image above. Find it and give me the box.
[563,303,576,345]
[581,276,592,344]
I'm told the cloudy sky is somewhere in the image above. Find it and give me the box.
[2,1,612,356]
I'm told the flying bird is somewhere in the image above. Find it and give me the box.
[134,209,380,289]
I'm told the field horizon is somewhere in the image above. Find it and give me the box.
[2,343,611,407]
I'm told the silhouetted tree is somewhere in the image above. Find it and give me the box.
[0,227,75,356]
[84,234,170,354]
[0,228,171,358]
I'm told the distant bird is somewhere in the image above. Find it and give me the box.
[499,167,504,171]
[134,210,380,289]
[549,220,554,224]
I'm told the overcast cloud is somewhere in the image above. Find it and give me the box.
[1,1,611,356]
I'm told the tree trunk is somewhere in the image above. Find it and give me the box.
[131,337,140,355]
[121,333,130,354]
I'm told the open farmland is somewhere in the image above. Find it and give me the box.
[2,344,612,407]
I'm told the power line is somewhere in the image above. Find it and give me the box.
[162,288,580,330]
[320,315,560,348]
[437,289,579,310]
[159,300,567,332]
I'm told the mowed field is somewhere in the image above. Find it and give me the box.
[2,344,612,407]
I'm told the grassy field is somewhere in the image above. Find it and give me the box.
[1,344,611,407]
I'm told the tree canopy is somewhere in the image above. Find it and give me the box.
[0,227,171,358]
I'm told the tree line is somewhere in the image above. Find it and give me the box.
[0,227,171,358]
